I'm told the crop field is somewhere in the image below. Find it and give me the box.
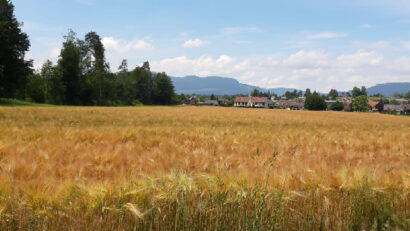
[0,106,409,230]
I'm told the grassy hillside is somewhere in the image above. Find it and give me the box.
[0,106,408,230]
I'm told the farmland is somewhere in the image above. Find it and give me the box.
[0,106,409,230]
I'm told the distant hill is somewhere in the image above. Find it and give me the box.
[171,75,296,95]
[171,76,410,97]
[367,82,410,97]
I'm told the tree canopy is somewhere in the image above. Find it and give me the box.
[304,94,327,111]
[0,0,32,98]
[24,30,176,106]
[330,101,344,111]
[352,95,368,112]
[328,89,338,100]
[352,86,367,98]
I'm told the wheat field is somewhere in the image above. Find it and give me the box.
[0,106,409,230]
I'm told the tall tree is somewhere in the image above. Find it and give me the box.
[352,86,361,97]
[352,95,368,112]
[58,30,82,105]
[328,89,338,100]
[152,72,175,105]
[118,59,128,73]
[85,31,106,105]
[251,89,261,97]
[132,66,152,104]
[0,0,32,98]
[41,60,64,104]
[142,61,150,71]
[304,88,312,97]
[360,86,367,97]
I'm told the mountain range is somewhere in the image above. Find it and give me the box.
[171,75,410,97]
[171,76,296,96]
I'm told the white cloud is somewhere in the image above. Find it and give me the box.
[306,32,347,39]
[336,50,382,67]
[102,37,154,53]
[362,24,372,28]
[100,37,154,71]
[284,50,329,68]
[182,38,208,48]
[403,41,410,50]
[151,50,410,92]
[365,41,390,49]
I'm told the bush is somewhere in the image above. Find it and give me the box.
[304,94,327,111]
[330,101,344,111]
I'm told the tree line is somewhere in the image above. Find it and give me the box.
[1,0,176,106]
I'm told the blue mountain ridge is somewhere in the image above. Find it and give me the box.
[171,75,296,96]
[171,75,410,97]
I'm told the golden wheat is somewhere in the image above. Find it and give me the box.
[0,106,408,230]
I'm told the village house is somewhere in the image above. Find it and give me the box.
[187,96,198,105]
[234,96,268,108]
[325,100,337,110]
[202,100,219,106]
[384,104,403,114]
[368,101,383,112]
[396,99,409,104]
[336,95,352,103]
[218,98,229,105]
[278,100,304,110]
[403,104,410,113]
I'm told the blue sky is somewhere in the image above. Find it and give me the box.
[14,0,410,91]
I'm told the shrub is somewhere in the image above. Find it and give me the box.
[304,94,327,110]
[330,101,344,111]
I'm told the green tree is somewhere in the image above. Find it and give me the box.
[115,71,136,105]
[330,101,344,111]
[85,31,106,105]
[132,66,152,104]
[361,86,367,96]
[352,86,361,97]
[405,90,410,99]
[352,86,367,97]
[352,95,368,112]
[251,89,261,97]
[152,72,175,105]
[383,98,389,104]
[118,59,128,73]
[304,88,312,97]
[0,0,32,98]
[142,61,150,71]
[41,60,64,104]
[25,73,45,103]
[328,89,338,100]
[304,94,327,110]
[58,30,82,105]
[371,93,384,98]
[285,90,298,99]
[210,94,216,100]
